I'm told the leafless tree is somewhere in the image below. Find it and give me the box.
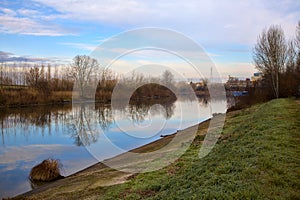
[296,22,300,75]
[296,21,300,49]
[0,63,3,89]
[47,64,51,82]
[286,40,297,72]
[253,25,287,98]
[161,70,175,90]
[25,65,51,95]
[25,65,43,88]
[70,55,99,99]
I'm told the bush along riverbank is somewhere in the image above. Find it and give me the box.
[14,98,300,200]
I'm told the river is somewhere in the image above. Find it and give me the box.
[0,98,226,198]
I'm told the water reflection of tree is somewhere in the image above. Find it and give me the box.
[163,103,175,119]
[67,104,100,146]
[95,103,114,130]
[0,106,71,144]
[198,96,210,106]
[177,94,210,105]
[127,101,176,122]
[1,100,178,146]
[127,104,149,123]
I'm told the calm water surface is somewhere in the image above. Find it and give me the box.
[0,98,225,198]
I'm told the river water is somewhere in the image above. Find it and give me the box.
[0,98,226,198]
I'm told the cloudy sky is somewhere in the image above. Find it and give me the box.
[0,0,299,80]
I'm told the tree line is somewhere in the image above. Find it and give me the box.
[0,63,73,91]
[253,22,300,98]
[0,55,181,107]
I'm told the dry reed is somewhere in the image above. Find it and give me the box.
[29,159,63,182]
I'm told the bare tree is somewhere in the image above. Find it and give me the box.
[295,21,300,96]
[47,64,51,82]
[296,21,300,49]
[25,65,51,95]
[286,40,297,72]
[253,25,287,98]
[161,70,175,90]
[25,65,43,88]
[70,55,99,99]
[296,22,300,74]
[0,63,3,89]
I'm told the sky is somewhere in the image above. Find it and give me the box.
[0,0,299,81]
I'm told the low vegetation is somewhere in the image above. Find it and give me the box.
[29,159,63,182]
[15,98,300,199]
[0,89,72,107]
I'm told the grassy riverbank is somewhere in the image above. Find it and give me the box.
[14,98,300,199]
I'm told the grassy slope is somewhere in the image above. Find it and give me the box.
[18,99,300,199]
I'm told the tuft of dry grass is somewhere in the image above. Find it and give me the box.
[29,159,63,182]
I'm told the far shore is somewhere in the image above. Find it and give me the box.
[0,95,180,109]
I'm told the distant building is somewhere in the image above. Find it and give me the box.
[195,81,205,91]
[190,80,207,91]
[225,73,264,90]
[225,76,249,89]
[251,72,263,82]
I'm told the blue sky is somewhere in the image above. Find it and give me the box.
[0,0,299,80]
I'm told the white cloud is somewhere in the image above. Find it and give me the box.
[17,8,41,16]
[1,0,298,77]
[61,42,98,51]
[0,6,75,36]
[0,14,73,36]
[0,7,17,16]
[1,1,298,46]
[0,144,76,172]
[31,0,299,44]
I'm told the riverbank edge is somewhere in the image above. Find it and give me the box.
[13,118,211,199]
[0,96,178,110]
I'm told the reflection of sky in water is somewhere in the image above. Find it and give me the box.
[0,144,96,198]
[0,99,226,198]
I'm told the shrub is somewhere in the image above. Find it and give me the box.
[29,159,63,182]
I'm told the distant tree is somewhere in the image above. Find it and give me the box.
[280,40,298,96]
[161,70,175,90]
[253,25,287,98]
[70,55,99,99]
[201,78,209,88]
[286,40,297,71]
[47,64,51,82]
[40,64,45,80]
[25,65,51,96]
[0,63,3,89]
[296,21,300,49]
[296,22,300,72]
[25,65,43,88]
[281,23,300,97]
[295,21,300,95]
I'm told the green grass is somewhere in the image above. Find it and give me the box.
[20,98,300,199]
[97,99,300,199]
